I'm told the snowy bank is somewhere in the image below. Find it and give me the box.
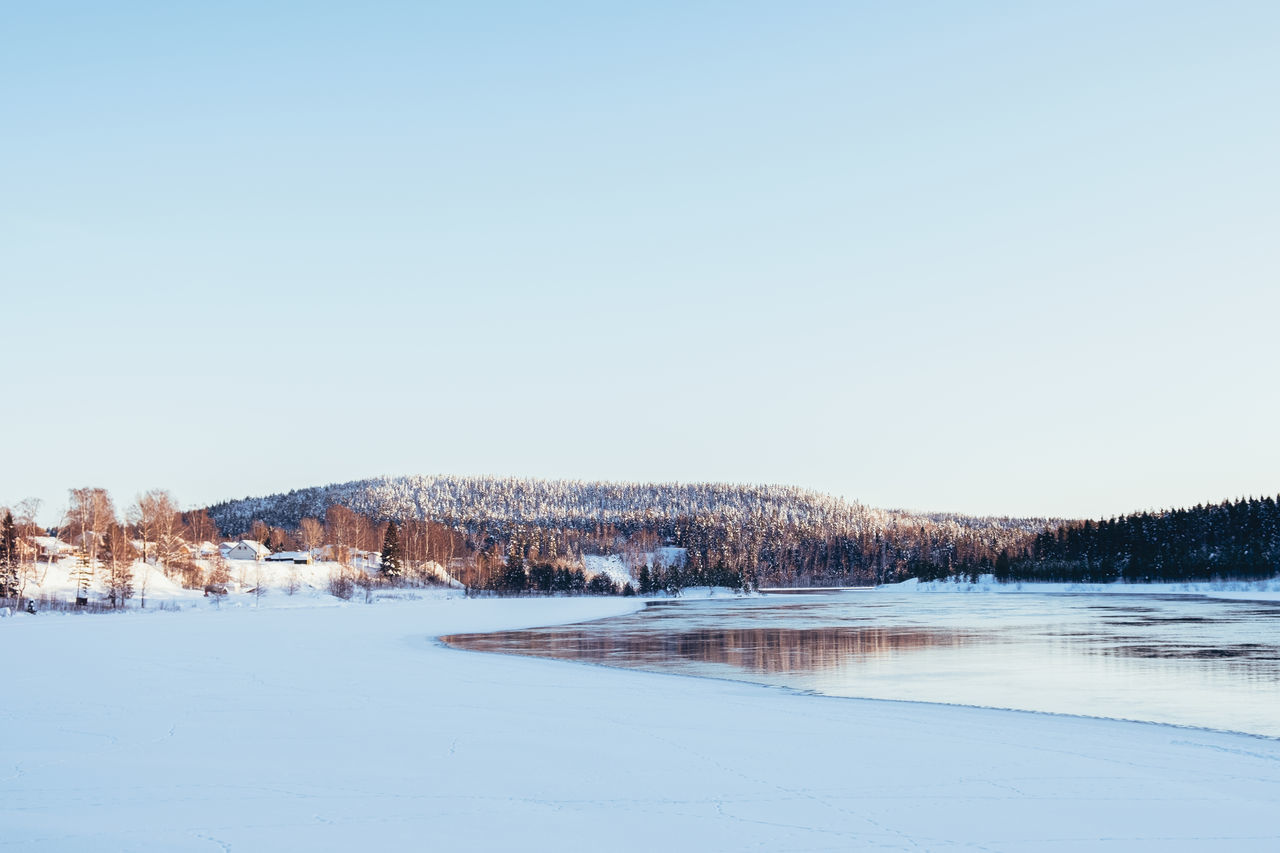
[887,574,1280,602]
[3,597,1280,852]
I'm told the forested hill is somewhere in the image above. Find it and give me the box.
[206,475,1060,587]
[205,478,1280,587]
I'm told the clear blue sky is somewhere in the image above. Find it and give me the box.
[3,1,1278,525]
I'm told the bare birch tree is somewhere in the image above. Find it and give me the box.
[63,488,116,605]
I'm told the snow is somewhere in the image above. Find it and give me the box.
[646,544,687,566]
[16,556,359,606]
[582,553,634,587]
[20,558,200,603]
[889,574,1280,602]
[4,597,1279,851]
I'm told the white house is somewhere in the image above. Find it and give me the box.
[226,540,271,561]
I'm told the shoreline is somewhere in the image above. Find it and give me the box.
[5,596,1280,851]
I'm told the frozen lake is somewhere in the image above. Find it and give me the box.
[446,592,1280,738]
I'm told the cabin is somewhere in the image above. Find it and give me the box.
[29,536,74,562]
[225,540,271,561]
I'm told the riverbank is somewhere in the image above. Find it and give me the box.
[4,597,1279,851]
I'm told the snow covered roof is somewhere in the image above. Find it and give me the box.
[231,540,271,556]
[30,536,73,553]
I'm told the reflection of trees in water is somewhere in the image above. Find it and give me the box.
[445,621,1280,685]
[447,626,990,674]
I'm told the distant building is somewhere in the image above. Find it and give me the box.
[351,550,381,570]
[29,536,73,562]
[226,540,271,561]
[265,550,313,565]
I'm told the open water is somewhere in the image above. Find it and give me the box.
[444,592,1280,738]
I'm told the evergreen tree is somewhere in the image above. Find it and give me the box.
[502,552,527,593]
[665,562,682,596]
[993,549,1011,581]
[380,521,403,581]
[100,522,135,608]
[552,566,572,593]
[637,563,652,595]
[529,562,554,593]
[586,574,616,595]
[1,510,18,597]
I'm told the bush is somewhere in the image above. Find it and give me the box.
[328,568,355,600]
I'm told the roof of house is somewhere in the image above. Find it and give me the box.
[30,536,72,552]
[232,540,271,556]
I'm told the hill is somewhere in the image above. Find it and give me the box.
[207,475,1062,588]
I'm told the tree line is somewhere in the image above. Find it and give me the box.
[9,483,1277,610]
[973,496,1280,584]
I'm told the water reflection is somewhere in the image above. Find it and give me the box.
[448,625,992,675]
[443,593,1280,737]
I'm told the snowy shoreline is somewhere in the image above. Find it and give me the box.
[5,595,1279,851]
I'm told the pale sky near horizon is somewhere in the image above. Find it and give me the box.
[3,1,1278,525]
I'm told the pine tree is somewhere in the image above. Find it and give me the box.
[665,562,682,596]
[1,510,18,598]
[502,551,527,593]
[637,563,652,595]
[101,522,134,609]
[993,548,1011,581]
[380,521,402,581]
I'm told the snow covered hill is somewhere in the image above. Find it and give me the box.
[206,474,1060,538]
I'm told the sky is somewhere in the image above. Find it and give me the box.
[3,1,1278,525]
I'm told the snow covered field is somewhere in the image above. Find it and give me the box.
[4,597,1280,852]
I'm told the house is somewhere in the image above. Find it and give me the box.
[30,536,74,562]
[351,550,381,570]
[310,545,379,568]
[265,550,313,565]
[218,542,237,558]
[226,540,271,561]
